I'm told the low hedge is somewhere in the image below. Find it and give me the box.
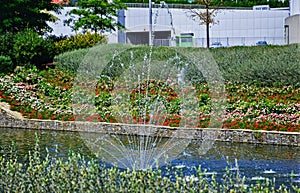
[0,31,108,74]
[55,44,300,87]
[54,48,89,73]
[211,44,300,87]
[54,32,107,54]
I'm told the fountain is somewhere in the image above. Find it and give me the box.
[72,43,225,169]
[0,2,299,191]
[0,128,299,187]
[71,1,226,170]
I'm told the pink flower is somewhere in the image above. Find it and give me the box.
[51,0,69,4]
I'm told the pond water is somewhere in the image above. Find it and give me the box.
[0,127,299,187]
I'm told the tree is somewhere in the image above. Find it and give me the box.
[65,0,127,34]
[0,0,61,34]
[187,0,219,48]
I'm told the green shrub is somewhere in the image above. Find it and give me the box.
[13,29,55,67]
[54,48,89,72]
[0,32,16,73]
[0,30,56,70]
[54,32,107,54]
[55,44,299,87]
[0,55,13,74]
[0,32,14,58]
[211,44,300,87]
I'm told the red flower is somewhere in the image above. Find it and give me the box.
[254,122,259,129]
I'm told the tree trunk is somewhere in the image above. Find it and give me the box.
[206,21,210,48]
[206,5,210,48]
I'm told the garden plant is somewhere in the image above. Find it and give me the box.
[0,141,299,192]
[0,45,299,132]
[0,38,299,192]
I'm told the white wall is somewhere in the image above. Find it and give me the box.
[285,0,300,44]
[290,0,300,15]
[47,6,289,46]
[47,7,76,37]
[122,7,289,46]
[285,14,300,44]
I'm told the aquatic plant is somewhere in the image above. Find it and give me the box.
[0,143,299,192]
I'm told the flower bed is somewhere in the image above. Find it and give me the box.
[0,66,299,132]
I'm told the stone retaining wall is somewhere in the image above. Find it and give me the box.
[0,107,299,146]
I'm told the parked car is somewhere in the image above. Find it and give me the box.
[210,42,223,48]
[256,41,268,46]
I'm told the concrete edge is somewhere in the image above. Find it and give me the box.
[0,106,299,146]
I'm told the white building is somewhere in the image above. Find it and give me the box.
[48,4,291,47]
[48,7,75,37]
[118,4,289,47]
[289,0,300,15]
[285,0,300,44]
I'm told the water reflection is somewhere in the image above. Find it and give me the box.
[80,131,192,169]
[0,127,299,186]
[0,127,91,158]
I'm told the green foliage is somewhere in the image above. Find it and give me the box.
[0,32,17,72]
[55,44,299,87]
[0,55,13,74]
[13,29,56,67]
[55,48,89,72]
[0,30,56,72]
[211,44,300,87]
[0,32,15,73]
[0,30,105,73]
[0,32,14,57]
[0,143,298,192]
[54,32,107,54]
[65,0,127,33]
[0,0,61,34]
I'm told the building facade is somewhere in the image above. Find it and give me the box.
[48,4,290,47]
[285,0,300,44]
[118,4,289,47]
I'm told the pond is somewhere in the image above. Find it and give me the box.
[0,127,299,187]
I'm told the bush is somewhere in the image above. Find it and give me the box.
[211,44,300,87]
[0,30,106,72]
[0,32,14,58]
[54,48,89,73]
[0,55,13,74]
[0,29,56,71]
[54,32,107,54]
[0,32,16,73]
[55,44,300,87]
[13,29,55,67]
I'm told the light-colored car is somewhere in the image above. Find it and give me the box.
[210,42,223,48]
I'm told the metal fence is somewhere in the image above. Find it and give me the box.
[152,36,286,47]
[124,3,252,10]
